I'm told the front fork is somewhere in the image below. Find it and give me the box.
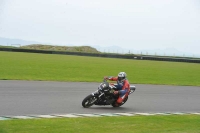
[91,90,103,104]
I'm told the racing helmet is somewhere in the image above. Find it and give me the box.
[117,72,127,82]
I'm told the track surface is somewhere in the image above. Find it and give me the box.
[0,80,200,116]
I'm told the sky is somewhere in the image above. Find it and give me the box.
[0,0,200,55]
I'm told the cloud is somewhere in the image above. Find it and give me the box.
[0,0,200,55]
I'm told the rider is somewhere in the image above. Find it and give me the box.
[104,72,130,106]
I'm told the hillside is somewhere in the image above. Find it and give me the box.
[20,44,100,53]
[0,37,100,53]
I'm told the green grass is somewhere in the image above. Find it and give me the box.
[0,115,200,133]
[0,51,200,86]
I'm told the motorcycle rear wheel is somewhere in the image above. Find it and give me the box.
[82,95,97,108]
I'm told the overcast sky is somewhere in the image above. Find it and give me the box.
[0,0,200,54]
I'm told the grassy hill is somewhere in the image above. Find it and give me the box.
[20,44,100,53]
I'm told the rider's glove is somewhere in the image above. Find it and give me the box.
[114,91,119,95]
[104,76,108,80]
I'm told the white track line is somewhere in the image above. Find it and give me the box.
[1,112,200,120]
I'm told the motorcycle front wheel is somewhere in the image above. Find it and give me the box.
[82,94,97,108]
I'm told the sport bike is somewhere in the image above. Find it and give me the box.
[82,81,136,108]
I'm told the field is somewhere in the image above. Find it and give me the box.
[0,51,200,86]
[0,51,200,133]
[1,115,200,133]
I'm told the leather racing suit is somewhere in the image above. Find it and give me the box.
[106,76,130,105]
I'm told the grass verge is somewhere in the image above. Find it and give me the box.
[0,115,200,133]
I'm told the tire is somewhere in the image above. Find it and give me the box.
[82,95,97,108]
[111,96,128,107]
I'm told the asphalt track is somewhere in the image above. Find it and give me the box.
[0,80,200,116]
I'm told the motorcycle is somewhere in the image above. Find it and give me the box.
[82,80,136,108]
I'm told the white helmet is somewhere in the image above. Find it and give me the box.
[117,72,127,82]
